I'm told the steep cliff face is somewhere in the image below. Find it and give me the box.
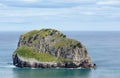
[13,29,95,68]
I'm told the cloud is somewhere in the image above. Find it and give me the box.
[0,0,80,8]
[0,7,66,17]
[0,0,96,8]
[0,3,3,6]
[0,0,120,24]
[82,11,95,15]
[97,0,120,5]
[0,0,120,31]
[20,0,39,3]
[0,16,27,24]
[48,0,96,3]
[0,3,6,7]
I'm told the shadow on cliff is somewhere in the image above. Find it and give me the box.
[12,68,91,78]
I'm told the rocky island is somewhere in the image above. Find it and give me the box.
[13,29,96,68]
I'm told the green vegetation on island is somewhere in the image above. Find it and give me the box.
[21,29,66,38]
[52,38,82,48]
[14,46,71,62]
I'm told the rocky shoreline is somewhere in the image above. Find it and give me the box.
[13,54,96,68]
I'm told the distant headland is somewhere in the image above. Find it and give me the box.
[13,29,96,69]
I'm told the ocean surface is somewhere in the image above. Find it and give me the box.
[0,31,120,78]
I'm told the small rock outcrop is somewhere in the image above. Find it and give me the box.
[13,29,95,68]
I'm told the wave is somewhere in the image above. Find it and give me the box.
[0,62,16,68]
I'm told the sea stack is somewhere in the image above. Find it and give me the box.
[13,29,95,68]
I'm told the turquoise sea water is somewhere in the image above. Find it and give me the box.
[0,31,120,78]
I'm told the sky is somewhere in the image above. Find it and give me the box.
[0,0,120,31]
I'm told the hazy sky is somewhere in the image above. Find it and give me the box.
[0,0,120,31]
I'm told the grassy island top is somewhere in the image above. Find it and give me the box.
[21,29,66,38]
[14,46,71,62]
[52,38,82,48]
[20,28,81,48]
[14,46,57,62]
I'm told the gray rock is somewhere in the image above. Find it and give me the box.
[13,29,96,68]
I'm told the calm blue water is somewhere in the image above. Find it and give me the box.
[0,31,120,78]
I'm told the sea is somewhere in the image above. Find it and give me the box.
[0,31,120,78]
